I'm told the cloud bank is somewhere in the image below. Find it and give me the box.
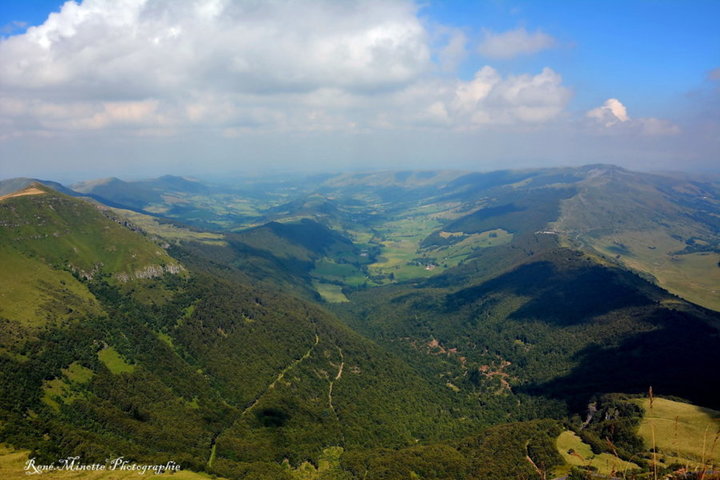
[0,0,574,139]
[0,0,709,177]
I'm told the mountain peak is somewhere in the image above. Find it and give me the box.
[0,182,50,202]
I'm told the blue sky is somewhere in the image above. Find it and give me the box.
[425,0,720,112]
[0,1,64,29]
[0,0,718,180]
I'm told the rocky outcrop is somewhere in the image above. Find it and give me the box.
[113,263,185,282]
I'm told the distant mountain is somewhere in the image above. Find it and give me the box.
[71,175,209,211]
[64,165,720,309]
[549,165,720,310]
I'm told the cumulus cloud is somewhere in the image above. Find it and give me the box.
[369,66,571,129]
[586,98,629,126]
[1,0,430,96]
[451,66,570,124]
[0,0,439,136]
[0,0,579,140]
[586,98,679,136]
[477,27,557,59]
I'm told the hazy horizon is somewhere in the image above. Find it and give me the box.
[4,162,720,189]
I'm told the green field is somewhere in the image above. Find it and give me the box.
[97,347,136,374]
[312,259,366,286]
[313,281,350,303]
[634,397,720,467]
[63,362,94,383]
[110,208,227,246]
[555,430,639,476]
[367,214,447,282]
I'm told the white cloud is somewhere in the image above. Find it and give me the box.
[0,0,430,97]
[586,98,629,126]
[0,0,578,139]
[477,27,556,59]
[451,66,571,125]
[0,0,439,136]
[586,98,679,136]
[369,66,571,129]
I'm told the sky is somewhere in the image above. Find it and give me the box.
[0,0,718,181]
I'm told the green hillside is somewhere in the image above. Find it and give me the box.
[0,184,182,283]
[0,184,185,327]
[335,235,720,413]
[551,166,720,310]
[634,397,720,468]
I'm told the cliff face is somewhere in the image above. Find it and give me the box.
[114,263,185,282]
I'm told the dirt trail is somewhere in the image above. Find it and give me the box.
[207,332,320,469]
[0,187,46,202]
[327,346,344,415]
[525,441,546,480]
[241,333,320,417]
[327,346,346,446]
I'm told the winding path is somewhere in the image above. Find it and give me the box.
[327,346,344,415]
[207,332,320,469]
[242,333,320,417]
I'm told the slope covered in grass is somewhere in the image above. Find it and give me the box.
[634,397,720,467]
[0,184,182,281]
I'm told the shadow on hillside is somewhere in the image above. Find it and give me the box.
[519,310,720,411]
[444,261,653,325]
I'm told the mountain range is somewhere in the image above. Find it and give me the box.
[0,165,719,480]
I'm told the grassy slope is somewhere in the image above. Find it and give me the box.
[0,245,102,326]
[634,397,720,466]
[108,208,227,246]
[552,167,720,311]
[0,185,181,278]
[0,185,186,325]
[593,230,720,311]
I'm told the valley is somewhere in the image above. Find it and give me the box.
[0,165,719,479]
